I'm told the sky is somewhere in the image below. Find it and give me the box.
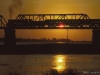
[0,0,100,41]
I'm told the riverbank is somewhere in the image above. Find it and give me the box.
[0,43,100,54]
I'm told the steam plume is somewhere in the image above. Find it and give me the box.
[8,0,22,19]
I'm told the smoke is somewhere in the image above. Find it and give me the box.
[8,0,22,19]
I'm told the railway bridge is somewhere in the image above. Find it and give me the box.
[0,14,100,45]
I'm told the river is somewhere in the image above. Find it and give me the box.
[0,54,100,75]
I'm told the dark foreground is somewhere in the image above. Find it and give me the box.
[0,44,100,54]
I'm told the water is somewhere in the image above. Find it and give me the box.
[16,41,91,45]
[0,54,100,75]
[0,41,91,45]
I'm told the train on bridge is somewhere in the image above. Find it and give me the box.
[7,19,100,28]
[1,14,100,29]
[1,14,100,46]
[7,14,100,28]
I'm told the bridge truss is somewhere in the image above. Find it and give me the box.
[0,15,7,28]
[16,14,90,20]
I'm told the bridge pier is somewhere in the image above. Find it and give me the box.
[4,28,16,46]
[92,29,100,45]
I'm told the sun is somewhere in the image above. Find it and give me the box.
[59,24,64,27]
[58,23,65,27]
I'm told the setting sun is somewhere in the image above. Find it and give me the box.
[58,24,64,27]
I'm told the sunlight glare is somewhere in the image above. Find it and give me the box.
[58,58,63,62]
[53,55,66,72]
[56,66,65,71]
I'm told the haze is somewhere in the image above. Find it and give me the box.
[0,0,100,41]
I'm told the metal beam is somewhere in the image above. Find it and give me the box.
[0,15,7,27]
[16,14,90,21]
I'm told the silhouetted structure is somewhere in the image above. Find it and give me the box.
[0,14,100,45]
[92,29,100,45]
[0,15,7,28]
[4,28,16,46]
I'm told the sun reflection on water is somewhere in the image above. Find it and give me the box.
[53,55,67,72]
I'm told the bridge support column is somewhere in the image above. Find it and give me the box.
[92,29,100,45]
[4,28,16,46]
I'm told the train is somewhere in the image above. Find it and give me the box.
[7,19,100,27]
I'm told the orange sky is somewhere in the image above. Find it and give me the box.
[0,0,100,41]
